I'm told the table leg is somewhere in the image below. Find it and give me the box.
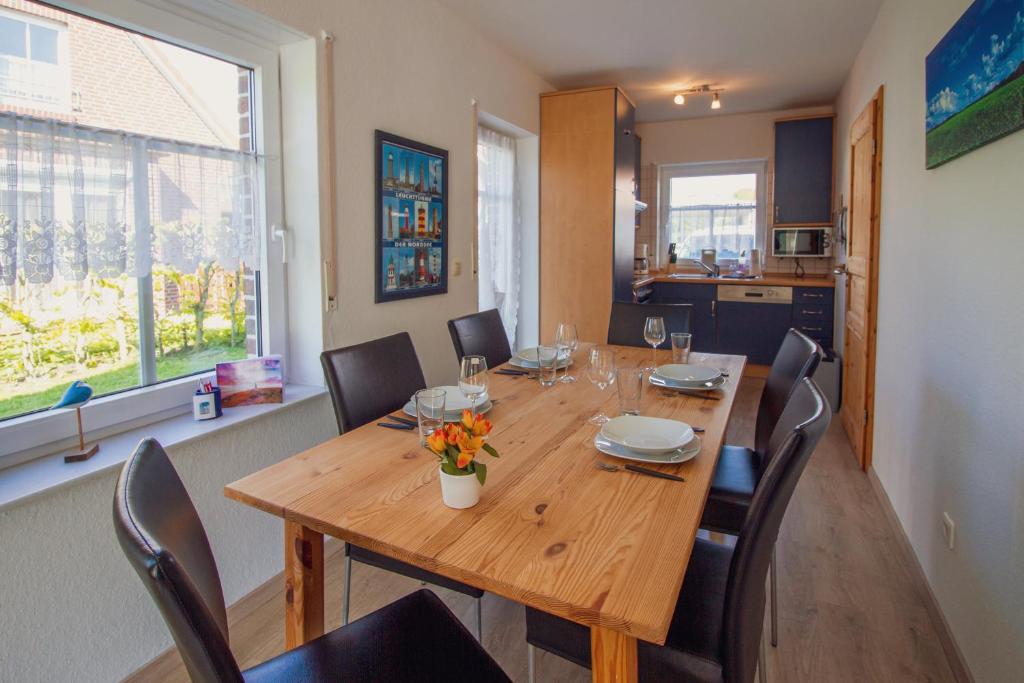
[284,520,324,650]
[591,626,638,682]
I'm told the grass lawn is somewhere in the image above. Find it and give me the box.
[0,345,247,420]
[926,74,1024,168]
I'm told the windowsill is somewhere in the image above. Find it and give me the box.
[0,383,327,513]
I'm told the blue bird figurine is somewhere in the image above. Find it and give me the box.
[51,381,99,463]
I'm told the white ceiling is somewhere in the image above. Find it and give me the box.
[439,0,884,122]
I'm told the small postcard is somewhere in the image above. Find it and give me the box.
[216,355,283,407]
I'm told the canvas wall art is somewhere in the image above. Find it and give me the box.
[216,355,283,407]
[925,0,1024,168]
[375,130,448,303]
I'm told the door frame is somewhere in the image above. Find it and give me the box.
[844,86,883,470]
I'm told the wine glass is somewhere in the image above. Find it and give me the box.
[555,322,578,383]
[459,355,488,414]
[643,316,666,372]
[586,346,616,425]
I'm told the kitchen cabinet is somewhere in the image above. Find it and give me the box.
[773,115,835,226]
[540,86,637,343]
[651,282,716,352]
[791,287,835,349]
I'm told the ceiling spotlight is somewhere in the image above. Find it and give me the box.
[673,93,685,105]
[711,92,722,110]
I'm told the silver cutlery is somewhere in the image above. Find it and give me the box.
[596,461,685,482]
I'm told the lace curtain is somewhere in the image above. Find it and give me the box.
[477,126,520,346]
[0,113,262,286]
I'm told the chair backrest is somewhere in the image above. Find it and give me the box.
[607,302,693,349]
[753,328,823,461]
[721,379,831,683]
[321,332,427,433]
[113,439,242,683]
[447,309,512,369]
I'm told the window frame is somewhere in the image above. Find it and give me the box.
[657,159,767,268]
[0,7,71,111]
[0,0,286,467]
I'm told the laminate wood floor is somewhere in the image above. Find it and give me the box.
[127,377,957,683]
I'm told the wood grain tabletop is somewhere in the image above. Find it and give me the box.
[225,345,746,645]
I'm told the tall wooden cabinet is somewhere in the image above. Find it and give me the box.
[540,86,636,343]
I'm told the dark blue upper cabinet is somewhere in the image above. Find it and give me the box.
[773,116,835,226]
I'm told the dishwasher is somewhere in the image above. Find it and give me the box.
[716,285,793,365]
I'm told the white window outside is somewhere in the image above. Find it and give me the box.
[658,159,767,266]
[0,8,69,110]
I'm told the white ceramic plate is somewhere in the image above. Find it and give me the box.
[594,433,701,464]
[649,373,727,391]
[409,386,488,412]
[654,364,722,385]
[509,355,572,370]
[600,415,694,455]
[403,399,493,422]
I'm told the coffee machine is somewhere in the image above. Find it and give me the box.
[634,243,650,275]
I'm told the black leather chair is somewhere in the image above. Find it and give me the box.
[701,328,822,646]
[607,301,693,348]
[447,309,512,368]
[320,332,485,637]
[525,378,832,683]
[113,438,510,683]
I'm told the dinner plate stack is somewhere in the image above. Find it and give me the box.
[649,364,726,392]
[593,415,702,464]
[509,347,572,370]
[402,386,493,422]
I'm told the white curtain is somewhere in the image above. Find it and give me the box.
[477,126,520,346]
[0,112,262,286]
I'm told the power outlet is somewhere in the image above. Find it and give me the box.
[941,512,956,550]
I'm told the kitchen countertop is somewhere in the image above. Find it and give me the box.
[632,272,835,289]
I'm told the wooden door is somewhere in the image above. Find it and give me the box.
[841,88,883,470]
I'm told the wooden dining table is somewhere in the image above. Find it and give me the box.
[225,345,746,682]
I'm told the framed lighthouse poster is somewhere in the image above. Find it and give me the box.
[375,130,448,303]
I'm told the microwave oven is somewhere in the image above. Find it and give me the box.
[771,227,833,258]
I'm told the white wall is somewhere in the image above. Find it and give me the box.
[834,1,1024,680]
[0,396,337,682]
[0,1,552,681]
[240,0,552,387]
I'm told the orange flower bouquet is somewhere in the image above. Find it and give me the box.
[426,410,500,508]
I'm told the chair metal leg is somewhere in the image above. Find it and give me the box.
[759,631,768,683]
[342,555,352,625]
[527,643,536,683]
[770,545,778,647]
[474,597,483,641]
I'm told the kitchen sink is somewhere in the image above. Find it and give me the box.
[666,273,716,279]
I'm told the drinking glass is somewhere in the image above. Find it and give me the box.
[643,316,666,371]
[458,355,489,413]
[671,332,692,364]
[555,322,578,383]
[414,388,446,446]
[537,345,558,387]
[586,346,616,425]
[616,368,644,416]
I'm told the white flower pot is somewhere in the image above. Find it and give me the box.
[439,467,481,509]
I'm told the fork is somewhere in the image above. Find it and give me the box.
[596,461,685,482]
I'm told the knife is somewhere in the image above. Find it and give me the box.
[624,464,685,481]
[387,414,419,427]
[377,422,415,431]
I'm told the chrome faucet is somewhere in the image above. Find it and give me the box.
[679,258,720,277]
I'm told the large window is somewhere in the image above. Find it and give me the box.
[0,1,267,426]
[477,125,520,345]
[0,9,68,110]
[659,160,766,264]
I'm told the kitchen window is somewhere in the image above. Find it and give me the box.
[0,9,69,110]
[0,0,285,463]
[658,159,767,266]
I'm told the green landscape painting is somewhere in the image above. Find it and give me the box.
[925,0,1024,169]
